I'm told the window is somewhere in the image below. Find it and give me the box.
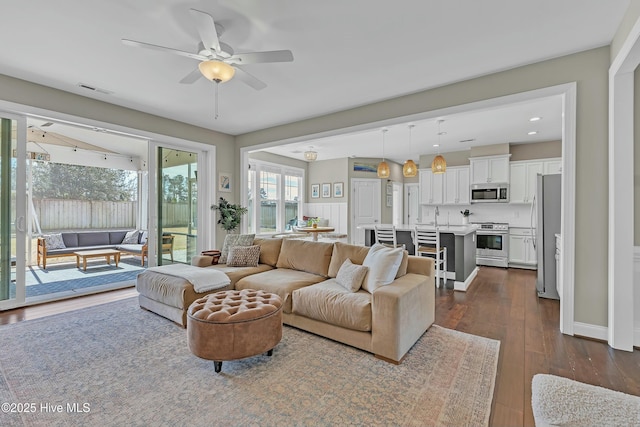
[247,161,304,234]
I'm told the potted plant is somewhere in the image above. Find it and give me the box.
[211,197,247,233]
[460,209,472,225]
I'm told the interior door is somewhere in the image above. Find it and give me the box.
[404,183,419,225]
[0,114,26,309]
[157,147,198,265]
[351,179,381,245]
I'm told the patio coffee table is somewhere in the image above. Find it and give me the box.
[74,249,121,271]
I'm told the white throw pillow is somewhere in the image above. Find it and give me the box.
[219,233,255,264]
[336,259,369,292]
[43,233,66,249]
[361,244,404,293]
[122,230,140,244]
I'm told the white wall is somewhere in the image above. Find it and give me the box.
[303,202,348,234]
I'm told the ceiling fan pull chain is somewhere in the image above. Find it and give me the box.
[214,82,219,120]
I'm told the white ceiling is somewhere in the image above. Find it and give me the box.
[0,0,630,142]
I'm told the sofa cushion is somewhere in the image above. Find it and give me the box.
[117,244,145,254]
[253,237,283,267]
[43,233,66,249]
[328,242,408,279]
[227,245,261,268]
[121,230,139,244]
[219,233,255,264]
[236,268,326,313]
[77,232,111,247]
[292,279,372,332]
[207,264,273,287]
[336,259,369,292]
[361,244,404,293]
[60,233,78,248]
[276,239,333,277]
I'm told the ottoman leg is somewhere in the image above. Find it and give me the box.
[266,349,273,357]
[214,361,222,373]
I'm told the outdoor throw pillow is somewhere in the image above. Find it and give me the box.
[336,259,369,292]
[139,230,149,245]
[122,230,139,244]
[43,233,66,249]
[361,243,404,293]
[226,245,261,268]
[219,233,255,264]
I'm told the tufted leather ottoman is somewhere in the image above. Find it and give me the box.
[187,289,283,373]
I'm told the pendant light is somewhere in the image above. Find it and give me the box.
[377,129,390,178]
[431,120,447,174]
[402,124,418,178]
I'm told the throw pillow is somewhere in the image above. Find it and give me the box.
[43,233,66,249]
[226,245,261,268]
[219,233,255,264]
[336,259,369,292]
[122,230,139,244]
[139,230,149,245]
[361,244,404,293]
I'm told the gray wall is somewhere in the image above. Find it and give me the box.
[0,74,235,246]
[248,151,308,171]
[308,158,348,203]
[611,0,640,62]
[236,47,611,328]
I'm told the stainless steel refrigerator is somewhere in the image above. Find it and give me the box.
[532,174,561,299]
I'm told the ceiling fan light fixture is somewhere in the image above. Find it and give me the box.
[304,150,318,161]
[198,60,235,83]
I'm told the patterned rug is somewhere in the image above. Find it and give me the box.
[0,298,500,427]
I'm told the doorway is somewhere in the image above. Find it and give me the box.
[404,183,419,225]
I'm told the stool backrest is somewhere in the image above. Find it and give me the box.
[375,225,397,246]
[414,227,440,249]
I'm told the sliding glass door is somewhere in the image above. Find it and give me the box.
[0,114,26,309]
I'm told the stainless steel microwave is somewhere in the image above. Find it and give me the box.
[470,183,509,203]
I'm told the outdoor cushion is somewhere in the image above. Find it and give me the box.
[115,230,135,244]
[117,244,145,254]
[43,233,66,249]
[46,245,116,255]
[61,233,79,248]
[77,232,111,247]
[292,279,372,332]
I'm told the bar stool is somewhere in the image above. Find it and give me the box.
[413,226,447,287]
[374,225,404,249]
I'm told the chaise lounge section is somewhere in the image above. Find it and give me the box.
[136,237,435,363]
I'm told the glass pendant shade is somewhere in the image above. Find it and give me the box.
[377,161,390,178]
[431,155,447,174]
[198,60,235,83]
[304,151,318,161]
[403,159,417,177]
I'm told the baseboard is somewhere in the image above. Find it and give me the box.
[573,322,608,341]
[454,267,479,292]
[635,326,640,348]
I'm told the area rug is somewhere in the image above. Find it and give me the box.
[0,298,500,427]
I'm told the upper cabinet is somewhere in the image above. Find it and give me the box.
[419,169,443,205]
[469,155,510,184]
[510,158,562,204]
[443,166,470,205]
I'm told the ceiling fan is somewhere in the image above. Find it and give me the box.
[122,8,294,90]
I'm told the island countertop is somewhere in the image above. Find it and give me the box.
[358,223,477,236]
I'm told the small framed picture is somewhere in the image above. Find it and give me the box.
[386,195,392,207]
[386,182,393,195]
[333,182,344,198]
[311,184,320,198]
[218,172,232,192]
[322,183,331,198]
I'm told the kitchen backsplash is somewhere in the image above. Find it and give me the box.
[419,203,533,228]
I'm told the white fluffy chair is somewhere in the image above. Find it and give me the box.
[531,374,640,426]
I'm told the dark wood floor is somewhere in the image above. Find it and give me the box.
[1,267,639,427]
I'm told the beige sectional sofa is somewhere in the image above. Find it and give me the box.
[136,238,435,363]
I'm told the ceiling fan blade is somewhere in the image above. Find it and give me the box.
[179,68,203,84]
[228,50,294,65]
[122,39,207,61]
[233,66,267,90]
[189,8,221,53]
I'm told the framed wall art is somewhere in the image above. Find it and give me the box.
[322,183,331,198]
[311,184,320,198]
[333,182,344,198]
[218,172,232,192]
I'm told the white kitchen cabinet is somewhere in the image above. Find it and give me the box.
[470,155,510,184]
[510,160,543,203]
[443,166,470,205]
[544,158,562,174]
[509,227,537,268]
[419,169,443,205]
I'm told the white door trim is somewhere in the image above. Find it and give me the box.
[608,15,640,351]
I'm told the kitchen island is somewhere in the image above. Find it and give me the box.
[360,223,478,291]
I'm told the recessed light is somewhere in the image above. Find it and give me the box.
[528,131,538,135]
[433,144,440,147]
[529,117,542,122]
[437,131,447,136]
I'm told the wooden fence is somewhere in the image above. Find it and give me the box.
[34,199,193,231]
